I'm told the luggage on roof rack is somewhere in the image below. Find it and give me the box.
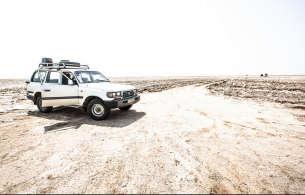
[42,57,53,64]
[58,60,81,67]
[38,58,89,70]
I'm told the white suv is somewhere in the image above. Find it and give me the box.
[26,58,140,120]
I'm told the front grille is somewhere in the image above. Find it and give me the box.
[123,90,135,99]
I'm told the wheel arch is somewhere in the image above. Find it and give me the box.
[82,96,104,109]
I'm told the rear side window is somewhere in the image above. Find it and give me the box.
[31,71,46,82]
[46,72,61,84]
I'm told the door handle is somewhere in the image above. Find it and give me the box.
[43,89,51,92]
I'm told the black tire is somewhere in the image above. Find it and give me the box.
[36,96,53,113]
[119,105,132,111]
[87,98,110,120]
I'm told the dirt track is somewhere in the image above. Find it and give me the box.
[0,84,305,193]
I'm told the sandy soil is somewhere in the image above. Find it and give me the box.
[0,78,305,193]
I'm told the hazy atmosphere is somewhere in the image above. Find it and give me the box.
[0,0,304,78]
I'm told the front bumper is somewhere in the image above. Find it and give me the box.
[104,95,140,109]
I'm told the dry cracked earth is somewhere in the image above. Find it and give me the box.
[0,77,305,193]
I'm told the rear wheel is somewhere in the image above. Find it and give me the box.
[119,105,132,111]
[87,98,110,120]
[36,96,53,113]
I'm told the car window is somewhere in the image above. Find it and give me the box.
[75,71,91,83]
[75,71,109,83]
[31,71,47,82]
[46,72,61,84]
[92,72,106,81]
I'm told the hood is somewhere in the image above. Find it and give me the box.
[82,82,136,91]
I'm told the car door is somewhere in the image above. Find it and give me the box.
[41,71,80,107]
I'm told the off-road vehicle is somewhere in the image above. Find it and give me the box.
[26,58,140,120]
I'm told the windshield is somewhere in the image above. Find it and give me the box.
[74,71,109,83]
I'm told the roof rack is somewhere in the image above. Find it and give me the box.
[38,58,89,70]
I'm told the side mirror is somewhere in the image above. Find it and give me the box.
[73,80,78,85]
[25,80,30,84]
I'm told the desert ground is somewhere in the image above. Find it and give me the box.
[0,76,305,193]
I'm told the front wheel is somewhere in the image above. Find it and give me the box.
[119,105,132,111]
[36,96,53,113]
[87,98,110,120]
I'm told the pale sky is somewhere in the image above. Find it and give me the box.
[0,0,304,79]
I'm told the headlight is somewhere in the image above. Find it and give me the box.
[107,91,122,98]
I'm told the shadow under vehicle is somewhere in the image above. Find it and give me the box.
[28,107,145,133]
